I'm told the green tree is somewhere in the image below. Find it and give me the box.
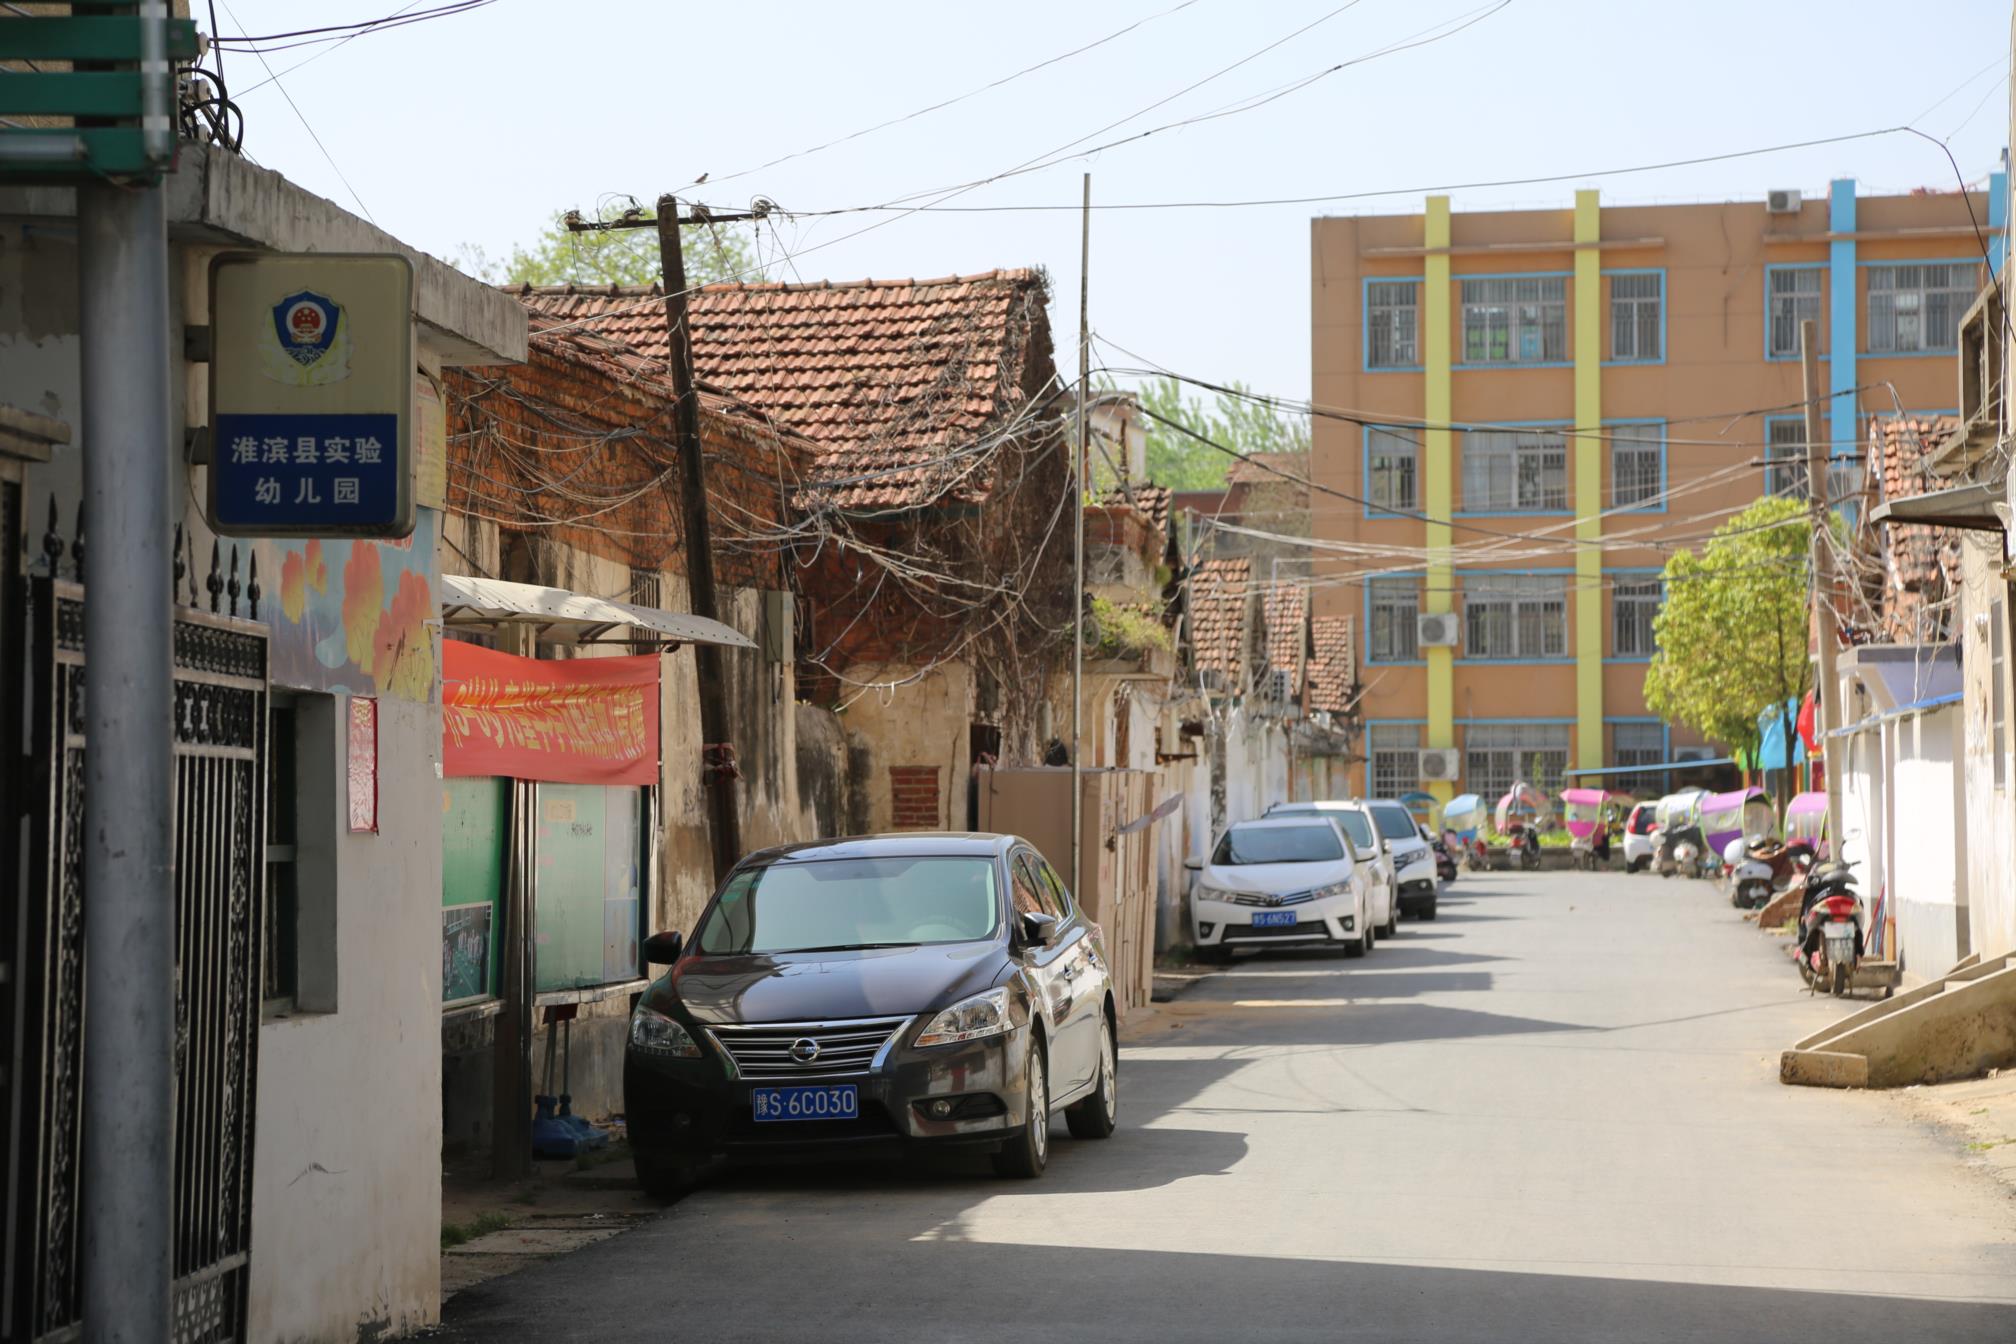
[1643,496,1818,811]
[1130,375,1309,492]
[456,207,758,288]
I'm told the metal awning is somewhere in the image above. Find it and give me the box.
[439,574,757,649]
[1866,480,2007,532]
[1563,756,1735,777]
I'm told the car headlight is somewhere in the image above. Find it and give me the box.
[629,1004,702,1058]
[1195,883,1238,902]
[1310,880,1353,900]
[914,988,1011,1048]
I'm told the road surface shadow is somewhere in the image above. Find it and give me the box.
[438,1224,2016,1342]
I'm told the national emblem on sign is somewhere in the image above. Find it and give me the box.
[258,288,353,387]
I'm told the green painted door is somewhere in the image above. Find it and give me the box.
[442,776,509,1005]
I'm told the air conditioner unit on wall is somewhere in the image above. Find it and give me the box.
[1416,612,1460,647]
[1766,188,1802,215]
[1418,748,1460,781]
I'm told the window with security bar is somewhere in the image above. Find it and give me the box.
[1462,428,1568,512]
[1462,573,1568,659]
[1609,424,1662,509]
[1368,578,1419,662]
[1767,268,1824,358]
[1609,273,1662,360]
[1369,722,1421,796]
[1367,281,1419,368]
[1464,723,1570,799]
[1461,276,1567,363]
[1867,262,1976,353]
[1367,425,1419,512]
[1612,577,1662,657]
[1611,721,1666,772]
[1765,418,1810,500]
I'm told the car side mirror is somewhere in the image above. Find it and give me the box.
[1019,912,1063,948]
[642,930,685,964]
[1183,857,1202,872]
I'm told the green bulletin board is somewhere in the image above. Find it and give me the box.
[533,783,643,991]
[442,776,509,1005]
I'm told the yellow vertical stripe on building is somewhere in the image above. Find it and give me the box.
[1424,196,1454,803]
[1573,189,1604,772]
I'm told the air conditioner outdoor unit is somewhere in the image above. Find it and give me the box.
[1766,188,1802,215]
[1416,612,1460,647]
[1418,748,1460,782]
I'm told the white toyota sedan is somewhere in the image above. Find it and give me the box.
[1187,816,1374,963]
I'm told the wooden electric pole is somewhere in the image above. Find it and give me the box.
[1800,318,1843,847]
[1072,173,1089,899]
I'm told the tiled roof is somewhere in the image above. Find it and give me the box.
[1189,558,1250,687]
[1098,482,1171,537]
[1262,582,1307,685]
[1226,451,1309,488]
[1867,414,1963,642]
[508,271,1052,510]
[1307,616,1356,714]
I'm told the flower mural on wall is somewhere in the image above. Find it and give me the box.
[254,510,441,702]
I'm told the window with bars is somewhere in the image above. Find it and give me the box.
[1609,424,1662,509]
[1366,280,1419,368]
[1369,722,1421,796]
[1611,721,1666,771]
[1867,262,1975,353]
[1461,275,1567,363]
[1368,578,1419,662]
[1462,428,1568,512]
[1612,576,1662,657]
[1366,425,1419,512]
[1462,573,1568,659]
[1765,418,1810,499]
[1464,723,1570,799]
[1609,273,1662,360]
[1767,268,1823,358]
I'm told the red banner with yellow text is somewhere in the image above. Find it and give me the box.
[442,642,660,785]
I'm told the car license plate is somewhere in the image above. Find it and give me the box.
[1251,910,1297,928]
[751,1084,859,1123]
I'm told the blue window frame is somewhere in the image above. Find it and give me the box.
[1458,273,1570,366]
[1363,424,1420,515]
[1606,420,1665,512]
[1864,259,1979,355]
[1363,277,1423,371]
[1459,424,1570,515]
[1605,269,1665,364]
[1764,265,1825,361]
[1763,416,1809,499]
[1607,571,1663,661]
[1365,575,1423,665]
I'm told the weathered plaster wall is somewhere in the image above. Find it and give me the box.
[1960,536,2016,960]
[835,662,975,832]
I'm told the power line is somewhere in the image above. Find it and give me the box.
[219,1,377,223]
[210,0,496,52]
[227,0,437,97]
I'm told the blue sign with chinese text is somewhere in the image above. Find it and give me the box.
[213,413,401,530]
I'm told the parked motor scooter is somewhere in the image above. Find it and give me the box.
[1795,863,1865,997]
[1655,823,1706,879]
[1434,835,1459,882]
[1728,837,1813,910]
[1507,825,1542,871]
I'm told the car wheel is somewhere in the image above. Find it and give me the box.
[1196,943,1233,966]
[1066,1016,1118,1140]
[635,1153,702,1203]
[1384,904,1400,938]
[1420,900,1438,921]
[1344,920,1369,957]
[993,1033,1049,1180]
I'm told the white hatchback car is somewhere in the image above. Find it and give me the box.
[1267,801,1398,934]
[1188,815,1376,962]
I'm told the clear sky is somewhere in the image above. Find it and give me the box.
[212,0,2012,402]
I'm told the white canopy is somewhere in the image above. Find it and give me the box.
[439,574,757,650]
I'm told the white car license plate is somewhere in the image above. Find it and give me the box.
[1251,910,1297,928]
[751,1084,859,1123]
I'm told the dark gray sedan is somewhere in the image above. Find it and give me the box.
[623,833,1119,1197]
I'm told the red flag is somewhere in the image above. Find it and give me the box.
[1796,689,1819,756]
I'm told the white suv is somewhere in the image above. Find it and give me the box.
[1188,816,1375,963]
[1366,798,1439,923]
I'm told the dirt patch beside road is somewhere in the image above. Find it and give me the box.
[1891,1070,2016,1196]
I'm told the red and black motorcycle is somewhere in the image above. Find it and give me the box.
[1795,863,1865,997]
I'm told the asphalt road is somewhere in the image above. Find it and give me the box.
[440,869,2016,1343]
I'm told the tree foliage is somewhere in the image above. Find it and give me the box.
[1131,375,1310,491]
[455,209,757,289]
[1643,496,1816,771]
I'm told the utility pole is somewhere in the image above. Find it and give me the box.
[655,198,743,885]
[78,152,176,1344]
[1800,318,1844,849]
[567,199,770,884]
[1072,174,1090,899]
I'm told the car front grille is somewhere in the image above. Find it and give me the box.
[706,1016,912,1079]
[1226,889,1317,907]
[1224,921,1333,941]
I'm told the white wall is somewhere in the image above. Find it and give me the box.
[1890,708,1967,977]
[248,692,443,1342]
[1960,535,2016,959]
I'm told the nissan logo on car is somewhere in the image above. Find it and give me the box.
[789,1038,821,1065]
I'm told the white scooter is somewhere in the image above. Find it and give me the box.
[1726,836,1773,909]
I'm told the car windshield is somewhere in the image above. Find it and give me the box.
[1329,810,1376,850]
[1212,824,1344,866]
[694,856,999,954]
[1369,805,1417,841]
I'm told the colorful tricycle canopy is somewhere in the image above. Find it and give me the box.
[1701,787,1775,849]
[1785,791,1829,842]
[1443,793,1487,836]
[1495,782,1550,833]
